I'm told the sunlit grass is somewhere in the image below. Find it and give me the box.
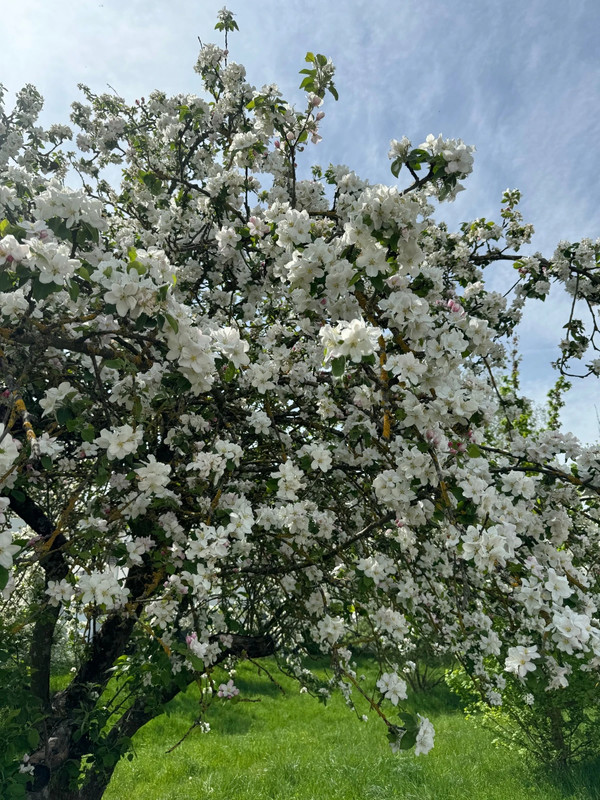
[102,659,600,800]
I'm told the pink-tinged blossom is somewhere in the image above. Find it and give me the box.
[0,234,29,264]
[217,680,240,698]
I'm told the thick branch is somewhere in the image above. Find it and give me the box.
[8,491,68,706]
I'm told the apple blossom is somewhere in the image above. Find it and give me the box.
[504,645,540,679]
[377,672,408,705]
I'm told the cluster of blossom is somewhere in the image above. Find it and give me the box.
[0,498,19,569]
[217,679,240,698]
[47,570,129,610]
[0,424,19,488]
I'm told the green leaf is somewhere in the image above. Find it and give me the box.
[128,259,146,275]
[388,232,400,251]
[81,425,96,443]
[68,280,79,302]
[79,221,100,244]
[397,728,418,750]
[56,407,74,425]
[102,750,118,768]
[467,443,482,458]
[305,52,316,63]
[156,284,169,302]
[132,396,142,421]
[27,727,40,749]
[46,216,71,241]
[397,711,419,732]
[391,158,402,178]
[31,278,62,300]
[0,271,13,291]
[164,313,179,333]
[316,54,328,66]
[348,426,363,447]
[298,454,312,472]
[370,274,385,292]
[331,356,346,377]
[0,565,9,592]
[223,362,236,383]
[187,653,205,671]
[140,171,162,195]
[300,76,316,91]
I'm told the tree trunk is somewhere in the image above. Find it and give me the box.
[9,491,69,707]
[25,632,276,799]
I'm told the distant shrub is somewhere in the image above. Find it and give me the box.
[446,663,600,766]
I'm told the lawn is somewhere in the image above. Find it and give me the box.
[103,659,600,800]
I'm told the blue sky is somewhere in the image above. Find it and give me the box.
[4,0,600,440]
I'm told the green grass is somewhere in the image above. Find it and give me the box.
[103,660,600,800]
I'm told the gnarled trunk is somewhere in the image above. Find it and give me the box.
[25,631,276,799]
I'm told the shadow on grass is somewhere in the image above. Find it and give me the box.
[392,677,464,718]
[537,757,600,800]
[161,693,257,737]
[234,671,289,698]
[160,666,291,738]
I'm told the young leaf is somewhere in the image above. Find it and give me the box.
[331,356,346,377]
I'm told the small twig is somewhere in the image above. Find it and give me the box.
[165,719,204,753]
[247,656,286,694]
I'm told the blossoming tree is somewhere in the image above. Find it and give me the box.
[1,9,600,799]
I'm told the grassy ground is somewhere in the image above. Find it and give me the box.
[103,659,600,800]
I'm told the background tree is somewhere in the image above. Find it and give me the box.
[1,10,600,799]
